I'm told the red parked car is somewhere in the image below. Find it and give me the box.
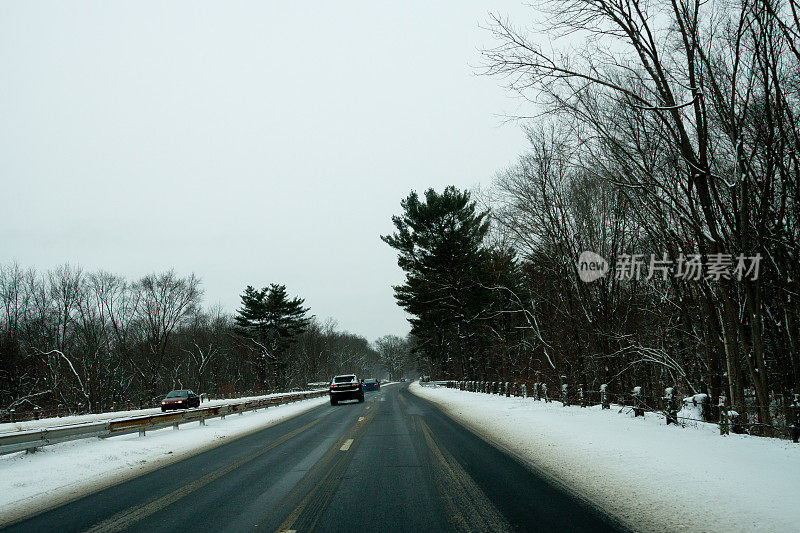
[161,390,200,411]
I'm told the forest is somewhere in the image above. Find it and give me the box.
[0,263,414,419]
[383,0,800,437]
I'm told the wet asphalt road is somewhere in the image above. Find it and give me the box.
[3,383,625,532]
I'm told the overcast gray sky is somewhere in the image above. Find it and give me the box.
[1,1,532,341]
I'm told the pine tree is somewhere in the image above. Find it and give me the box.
[234,285,267,337]
[381,186,492,378]
[234,283,310,389]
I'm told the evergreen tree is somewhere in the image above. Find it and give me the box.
[381,186,492,377]
[234,285,267,337]
[234,283,310,389]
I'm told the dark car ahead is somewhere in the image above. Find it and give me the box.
[161,390,200,411]
[329,374,364,405]
[362,378,380,391]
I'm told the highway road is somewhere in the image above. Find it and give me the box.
[4,383,625,532]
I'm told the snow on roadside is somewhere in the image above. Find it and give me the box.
[0,389,325,434]
[0,395,328,526]
[410,382,800,533]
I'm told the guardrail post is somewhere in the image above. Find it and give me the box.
[600,384,610,409]
[578,387,585,407]
[173,421,179,430]
[58,404,64,417]
[513,382,518,397]
[9,408,14,423]
[664,387,678,425]
[139,429,146,437]
[521,383,527,398]
[542,383,550,403]
[533,382,539,401]
[505,382,510,397]
[632,386,644,417]
[791,394,799,443]
[719,394,730,435]
[561,383,570,407]
[34,406,40,420]
[200,417,206,426]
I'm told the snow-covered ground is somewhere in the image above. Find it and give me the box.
[0,395,329,526]
[0,390,325,434]
[410,382,800,533]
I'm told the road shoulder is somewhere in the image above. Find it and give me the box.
[0,396,328,528]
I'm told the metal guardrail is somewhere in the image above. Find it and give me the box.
[0,390,328,455]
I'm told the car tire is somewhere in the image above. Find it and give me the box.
[358,395,364,403]
[330,398,338,406]
[161,407,166,412]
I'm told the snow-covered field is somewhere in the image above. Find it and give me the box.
[410,382,800,533]
[0,389,325,434]
[0,395,329,526]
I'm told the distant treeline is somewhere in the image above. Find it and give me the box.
[0,263,414,415]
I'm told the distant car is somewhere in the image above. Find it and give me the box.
[400,378,407,382]
[161,390,200,411]
[329,374,364,405]
[362,378,380,391]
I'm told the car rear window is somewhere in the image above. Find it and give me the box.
[166,390,187,398]
[364,379,376,383]
[334,376,355,383]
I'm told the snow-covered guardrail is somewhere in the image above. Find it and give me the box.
[0,390,328,455]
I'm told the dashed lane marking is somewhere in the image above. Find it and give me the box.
[340,439,354,451]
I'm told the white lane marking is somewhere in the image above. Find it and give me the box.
[358,416,365,421]
[340,438,354,451]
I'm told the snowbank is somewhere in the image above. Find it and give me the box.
[410,382,800,533]
[0,395,328,526]
[0,389,325,434]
